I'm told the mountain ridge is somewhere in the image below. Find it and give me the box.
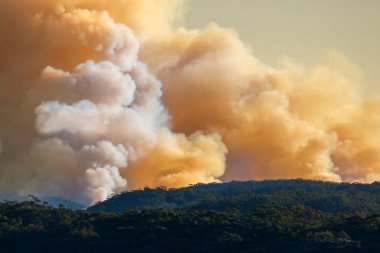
[89,179,380,214]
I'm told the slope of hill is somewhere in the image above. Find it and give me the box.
[3,180,380,252]
[0,195,85,210]
[89,180,380,214]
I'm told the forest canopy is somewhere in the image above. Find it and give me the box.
[1,180,380,252]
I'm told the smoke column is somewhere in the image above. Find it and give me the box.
[0,0,379,204]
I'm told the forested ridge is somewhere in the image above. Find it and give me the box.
[1,180,380,252]
[90,179,380,214]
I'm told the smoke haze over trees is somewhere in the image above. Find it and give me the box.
[1,0,380,206]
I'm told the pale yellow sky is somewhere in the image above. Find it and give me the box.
[185,0,380,93]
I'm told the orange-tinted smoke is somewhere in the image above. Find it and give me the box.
[1,0,380,205]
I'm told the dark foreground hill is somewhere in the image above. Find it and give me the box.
[2,180,380,253]
[89,179,380,214]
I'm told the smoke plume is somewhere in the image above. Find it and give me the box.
[0,0,379,204]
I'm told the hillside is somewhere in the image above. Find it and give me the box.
[2,180,380,252]
[0,195,85,210]
[89,180,380,214]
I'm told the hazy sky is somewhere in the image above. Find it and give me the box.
[185,0,380,93]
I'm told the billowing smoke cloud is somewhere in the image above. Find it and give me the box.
[0,0,225,204]
[0,0,379,204]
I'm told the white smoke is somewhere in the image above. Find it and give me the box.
[0,1,226,204]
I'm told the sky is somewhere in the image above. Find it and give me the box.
[185,0,380,94]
